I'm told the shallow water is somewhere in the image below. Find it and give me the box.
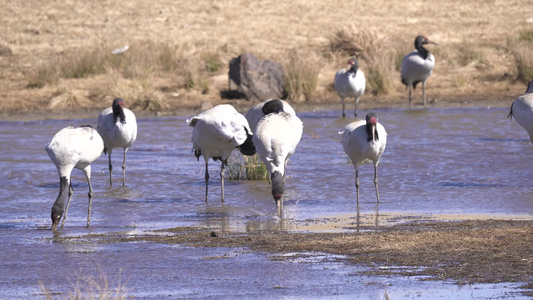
[0,107,532,298]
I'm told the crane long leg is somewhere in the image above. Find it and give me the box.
[355,168,360,204]
[408,86,413,110]
[61,180,74,229]
[108,152,113,187]
[122,148,128,186]
[276,197,283,218]
[422,81,427,108]
[205,162,209,202]
[341,98,346,118]
[84,167,94,228]
[373,162,380,203]
[220,159,227,202]
[354,97,359,117]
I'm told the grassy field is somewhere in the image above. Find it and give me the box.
[1,0,533,119]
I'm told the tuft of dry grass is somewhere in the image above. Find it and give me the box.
[40,270,127,300]
[329,24,381,61]
[519,30,533,43]
[283,50,321,102]
[329,25,395,95]
[513,42,533,84]
[201,51,223,73]
[226,152,268,181]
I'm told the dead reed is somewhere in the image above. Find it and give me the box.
[329,25,395,95]
[40,270,127,300]
[513,41,533,84]
[226,152,268,181]
[283,50,321,102]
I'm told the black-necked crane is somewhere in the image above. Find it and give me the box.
[340,112,387,203]
[245,99,296,132]
[97,97,138,186]
[45,125,104,231]
[508,79,533,144]
[401,35,437,109]
[188,104,256,202]
[251,99,303,213]
[334,57,366,118]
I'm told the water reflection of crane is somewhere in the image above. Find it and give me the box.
[354,203,380,232]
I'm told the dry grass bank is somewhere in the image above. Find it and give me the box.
[1,0,533,119]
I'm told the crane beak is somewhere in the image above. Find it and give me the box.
[428,41,439,46]
[371,124,376,142]
[52,220,59,231]
[51,212,61,231]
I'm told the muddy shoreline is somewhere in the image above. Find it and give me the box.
[55,219,533,295]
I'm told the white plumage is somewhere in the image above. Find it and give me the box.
[97,97,138,186]
[245,99,296,133]
[45,125,104,231]
[340,112,387,203]
[401,36,437,109]
[252,99,303,211]
[334,57,366,118]
[508,79,533,144]
[188,104,256,201]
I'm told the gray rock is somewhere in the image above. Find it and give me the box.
[228,53,286,101]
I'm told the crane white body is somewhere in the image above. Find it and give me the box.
[509,80,533,144]
[45,125,104,230]
[253,105,303,212]
[97,98,137,186]
[340,113,387,203]
[401,36,436,109]
[245,99,296,132]
[188,104,256,201]
[334,58,366,118]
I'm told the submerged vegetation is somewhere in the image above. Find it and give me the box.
[226,153,269,181]
[40,271,127,300]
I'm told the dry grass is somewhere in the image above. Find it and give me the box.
[283,49,321,102]
[226,152,268,181]
[40,270,127,300]
[513,42,533,84]
[59,220,533,286]
[329,25,396,95]
[1,0,533,116]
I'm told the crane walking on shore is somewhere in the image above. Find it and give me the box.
[401,36,437,109]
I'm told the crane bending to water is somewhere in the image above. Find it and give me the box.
[45,125,104,230]
[188,104,256,201]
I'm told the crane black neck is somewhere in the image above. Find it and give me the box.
[416,43,430,60]
[112,104,126,123]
